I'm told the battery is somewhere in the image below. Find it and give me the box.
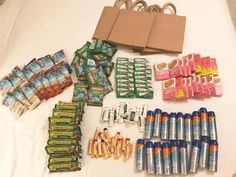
[189,140,201,173]
[161,112,169,140]
[208,111,218,140]
[199,107,209,137]
[162,142,172,175]
[170,140,179,174]
[145,111,154,139]
[199,136,210,169]
[169,113,177,140]
[192,111,201,141]
[154,142,163,175]
[177,112,185,140]
[146,141,155,174]
[208,140,218,172]
[135,139,145,171]
[153,108,162,138]
[179,141,188,175]
[184,113,192,142]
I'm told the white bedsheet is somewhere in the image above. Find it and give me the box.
[0,0,236,177]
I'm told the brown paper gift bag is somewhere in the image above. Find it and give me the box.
[145,2,186,53]
[108,0,156,49]
[93,0,133,40]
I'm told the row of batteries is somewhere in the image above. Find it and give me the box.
[135,107,218,175]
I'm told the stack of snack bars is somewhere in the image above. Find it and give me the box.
[87,128,133,160]
[154,53,222,100]
[116,57,153,99]
[45,101,85,172]
[71,40,117,106]
[0,50,72,117]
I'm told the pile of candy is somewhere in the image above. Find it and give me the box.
[87,128,132,160]
[100,102,149,131]
[136,107,219,175]
[71,40,117,106]
[135,139,218,175]
[45,101,85,172]
[116,57,153,99]
[0,50,72,117]
[154,53,222,100]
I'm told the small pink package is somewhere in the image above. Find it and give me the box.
[182,53,194,75]
[154,63,170,81]
[213,76,223,96]
[186,77,194,97]
[191,74,199,96]
[201,76,211,97]
[211,58,219,76]
[196,75,205,97]
[168,59,182,78]
[187,53,195,73]
[162,78,177,100]
[182,78,189,98]
[194,54,202,74]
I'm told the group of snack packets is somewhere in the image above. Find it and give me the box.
[100,102,149,132]
[71,40,117,106]
[116,57,153,99]
[153,53,223,100]
[45,101,85,173]
[0,50,73,117]
[87,128,133,160]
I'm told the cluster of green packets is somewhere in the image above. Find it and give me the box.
[116,58,153,99]
[45,101,85,172]
[71,40,117,106]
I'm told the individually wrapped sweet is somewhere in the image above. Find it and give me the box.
[56,62,73,88]
[29,78,47,100]
[45,70,62,97]
[87,85,104,107]
[72,82,88,102]
[11,90,31,108]
[12,66,27,81]
[37,72,55,99]
[0,76,13,95]
[22,66,35,80]
[38,55,55,71]
[27,58,42,74]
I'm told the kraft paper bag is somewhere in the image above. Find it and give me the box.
[146,2,186,53]
[93,0,133,40]
[108,0,156,49]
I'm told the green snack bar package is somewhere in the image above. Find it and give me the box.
[49,125,78,131]
[86,67,100,85]
[49,155,78,164]
[48,161,81,172]
[93,53,112,62]
[48,117,78,125]
[134,58,147,64]
[48,130,80,139]
[58,101,85,110]
[71,42,91,65]
[87,85,104,106]
[47,138,80,146]
[135,87,153,99]
[45,145,79,154]
[72,82,88,102]
[116,88,134,98]
[52,111,76,118]
[100,42,117,57]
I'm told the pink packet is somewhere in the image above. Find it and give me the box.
[187,77,194,97]
[168,59,182,78]
[201,76,211,97]
[180,59,187,77]
[194,54,201,74]
[176,77,185,99]
[201,57,210,76]
[206,75,215,95]
[191,74,199,96]
[182,78,189,98]
[213,76,223,96]
[210,58,219,76]
[154,63,170,81]
[185,53,195,73]
[195,75,205,98]
[183,57,192,77]
[205,57,212,75]
[162,78,177,100]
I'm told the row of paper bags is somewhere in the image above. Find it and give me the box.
[93,0,186,54]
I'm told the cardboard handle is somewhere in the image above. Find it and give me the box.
[161,2,177,15]
[114,0,133,9]
[131,0,148,11]
[148,4,162,13]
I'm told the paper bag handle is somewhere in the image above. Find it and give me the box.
[161,2,177,15]
[131,0,148,11]
[114,0,133,9]
[148,4,162,13]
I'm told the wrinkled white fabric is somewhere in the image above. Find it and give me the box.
[0,0,236,177]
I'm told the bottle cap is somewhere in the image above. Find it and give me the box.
[147,111,154,116]
[137,139,145,144]
[192,111,200,117]
[162,142,170,148]
[170,112,177,118]
[192,140,201,148]
[146,141,154,148]
[210,140,218,146]
[177,112,184,117]
[162,112,169,117]
[154,108,162,115]
[154,142,162,148]
[184,113,191,119]
[170,140,178,147]
[201,136,210,143]
[199,107,207,113]
[179,141,187,148]
[208,111,215,117]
